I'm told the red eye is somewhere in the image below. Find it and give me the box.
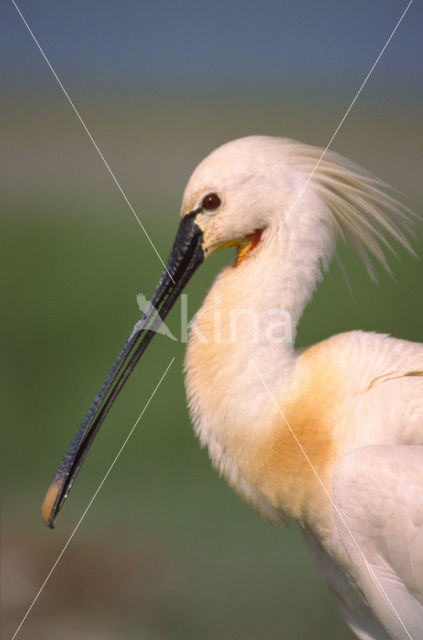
[202,193,221,211]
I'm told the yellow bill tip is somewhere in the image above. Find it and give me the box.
[41,480,62,529]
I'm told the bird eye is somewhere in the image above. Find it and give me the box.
[202,193,221,212]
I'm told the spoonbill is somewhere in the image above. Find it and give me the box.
[43,136,422,640]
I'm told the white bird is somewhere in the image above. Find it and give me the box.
[43,136,423,640]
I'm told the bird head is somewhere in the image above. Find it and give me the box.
[180,136,298,266]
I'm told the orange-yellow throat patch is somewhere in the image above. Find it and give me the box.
[235,228,263,267]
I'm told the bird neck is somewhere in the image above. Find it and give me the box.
[197,222,329,378]
[184,225,335,524]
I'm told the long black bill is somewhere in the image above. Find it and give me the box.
[42,210,204,528]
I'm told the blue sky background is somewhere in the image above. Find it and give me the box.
[3,1,422,209]
[3,1,422,92]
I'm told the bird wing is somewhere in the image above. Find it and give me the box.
[332,444,423,640]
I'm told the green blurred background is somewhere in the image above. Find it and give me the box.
[2,2,422,639]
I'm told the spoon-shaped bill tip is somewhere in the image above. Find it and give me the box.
[42,474,64,529]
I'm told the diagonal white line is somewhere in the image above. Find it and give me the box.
[250,357,413,640]
[10,0,174,283]
[252,0,414,280]
[11,356,175,640]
